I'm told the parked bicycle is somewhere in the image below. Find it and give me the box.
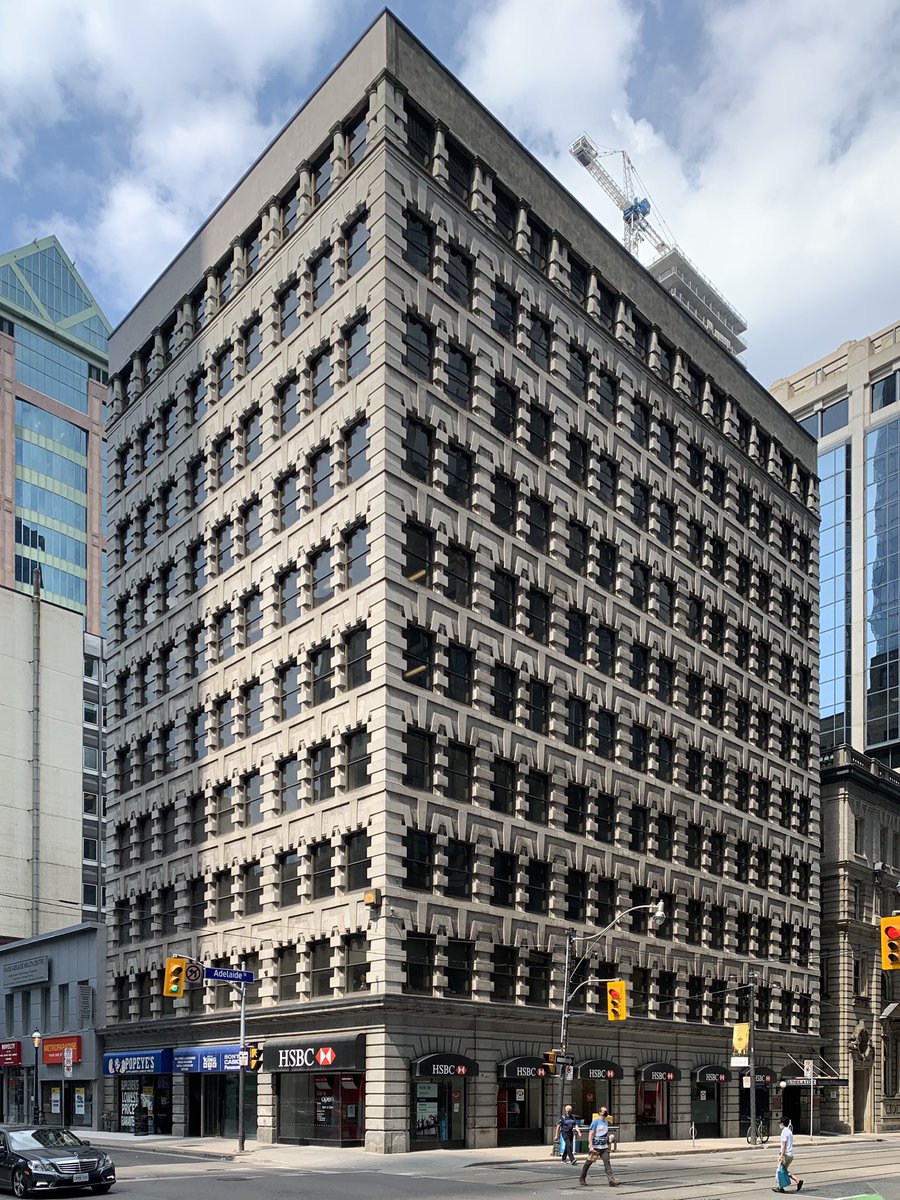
[746,1117,770,1144]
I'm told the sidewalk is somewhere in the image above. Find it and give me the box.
[82,1129,893,1170]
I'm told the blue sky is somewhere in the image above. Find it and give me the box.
[3,0,900,385]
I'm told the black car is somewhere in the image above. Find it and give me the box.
[0,1127,115,1197]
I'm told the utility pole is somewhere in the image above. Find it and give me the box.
[748,970,758,1145]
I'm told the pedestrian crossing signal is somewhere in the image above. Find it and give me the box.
[247,1044,262,1072]
[607,980,627,1021]
[163,957,187,997]
[543,1050,558,1075]
[881,917,900,970]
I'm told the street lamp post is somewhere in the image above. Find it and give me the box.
[555,902,667,1136]
[747,970,759,1146]
[31,1029,42,1125]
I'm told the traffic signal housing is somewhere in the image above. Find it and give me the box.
[542,1049,558,1075]
[163,956,187,998]
[607,980,627,1021]
[247,1043,262,1072]
[881,917,900,970]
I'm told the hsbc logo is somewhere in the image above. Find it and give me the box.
[277,1045,336,1069]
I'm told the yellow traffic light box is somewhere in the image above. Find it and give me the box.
[163,956,187,997]
[607,979,627,1021]
[881,917,900,970]
[542,1049,557,1075]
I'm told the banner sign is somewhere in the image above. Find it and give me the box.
[103,1049,173,1075]
[0,1041,21,1066]
[173,1045,244,1073]
[43,1036,82,1065]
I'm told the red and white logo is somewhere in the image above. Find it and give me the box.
[316,1046,336,1066]
[456,1065,467,1075]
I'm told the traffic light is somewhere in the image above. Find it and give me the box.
[247,1043,262,1072]
[163,956,187,997]
[607,979,627,1021]
[881,917,900,970]
[542,1049,558,1075]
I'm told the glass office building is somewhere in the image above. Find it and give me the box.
[0,237,109,629]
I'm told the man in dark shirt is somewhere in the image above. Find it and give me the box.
[555,1104,582,1164]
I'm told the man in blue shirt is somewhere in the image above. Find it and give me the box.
[554,1105,582,1164]
[579,1107,619,1187]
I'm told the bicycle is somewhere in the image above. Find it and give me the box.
[746,1117,770,1144]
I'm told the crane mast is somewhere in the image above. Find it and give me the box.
[569,132,747,356]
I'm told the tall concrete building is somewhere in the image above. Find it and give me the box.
[0,237,110,936]
[103,12,820,1150]
[774,324,900,1133]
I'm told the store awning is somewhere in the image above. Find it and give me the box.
[694,1064,732,1084]
[741,1066,774,1086]
[497,1056,546,1079]
[577,1059,624,1080]
[635,1062,681,1082]
[413,1052,479,1078]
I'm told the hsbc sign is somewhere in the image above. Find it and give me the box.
[263,1034,365,1074]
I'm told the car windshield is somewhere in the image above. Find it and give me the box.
[8,1128,84,1151]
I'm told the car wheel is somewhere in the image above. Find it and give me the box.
[91,1187,114,1195]
[11,1168,30,1198]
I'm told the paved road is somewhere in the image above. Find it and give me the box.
[81,1139,900,1200]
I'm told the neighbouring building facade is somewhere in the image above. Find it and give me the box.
[774,323,900,1132]
[0,237,110,936]
[103,12,821,1151]
[0,924,105,1127]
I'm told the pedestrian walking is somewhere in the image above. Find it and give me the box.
[773,1116,803,1193]
[555,1104,582,1164]
[579,1106,619,1187]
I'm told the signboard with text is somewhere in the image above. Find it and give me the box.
[43,1036,82,1065]
[0,1041,22,1066]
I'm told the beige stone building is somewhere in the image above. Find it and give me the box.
[102,11,821,1151]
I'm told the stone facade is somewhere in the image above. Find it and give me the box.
[102,12,821,1151]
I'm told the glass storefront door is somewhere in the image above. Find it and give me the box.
[496,1078,543,1145]
[635,1081,670,1140]
[690,1082,720,1137]
[276,1073,365,1144]
[411,1079,466,1148]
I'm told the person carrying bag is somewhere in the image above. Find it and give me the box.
[579,1107,619,1188]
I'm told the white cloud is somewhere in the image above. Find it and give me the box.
[4,0,348,314]
[457,0,900,382]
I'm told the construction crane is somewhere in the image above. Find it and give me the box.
[570,136,670,258]
[569,132,747,356]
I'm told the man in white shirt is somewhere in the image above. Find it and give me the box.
[774,1117,803,1192]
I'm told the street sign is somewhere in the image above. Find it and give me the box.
[204,966,255,985]
[185,961,203,984]
[556,1055,575,1067]
[803,1059,814,1079]
[63,1047,73,1079]
[238,1050,249,1068]
[565,1065,574,1081]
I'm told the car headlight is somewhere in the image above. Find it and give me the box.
[97,1153,112,1167]
[26,1157,54,1171]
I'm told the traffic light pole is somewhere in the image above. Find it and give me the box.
[554,902,666,1139]
[238,962,246,1153]
[748,970,758,1146]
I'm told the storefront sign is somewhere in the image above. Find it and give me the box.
[577,1059,623,1080]
[742,1067,774,1086]
[0,1041,22,1066]
[103,1049,173,1075]
[173,1045,243,1073]
[74,1088,85,1116]
[43,1035,82,1065]
[636,1062,682,1082]
[694,1065,732,1084]
[497,1056,546,1079]
[263,1034,365,1073]
[2,956,49,989]
[413,1052,479,1078]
